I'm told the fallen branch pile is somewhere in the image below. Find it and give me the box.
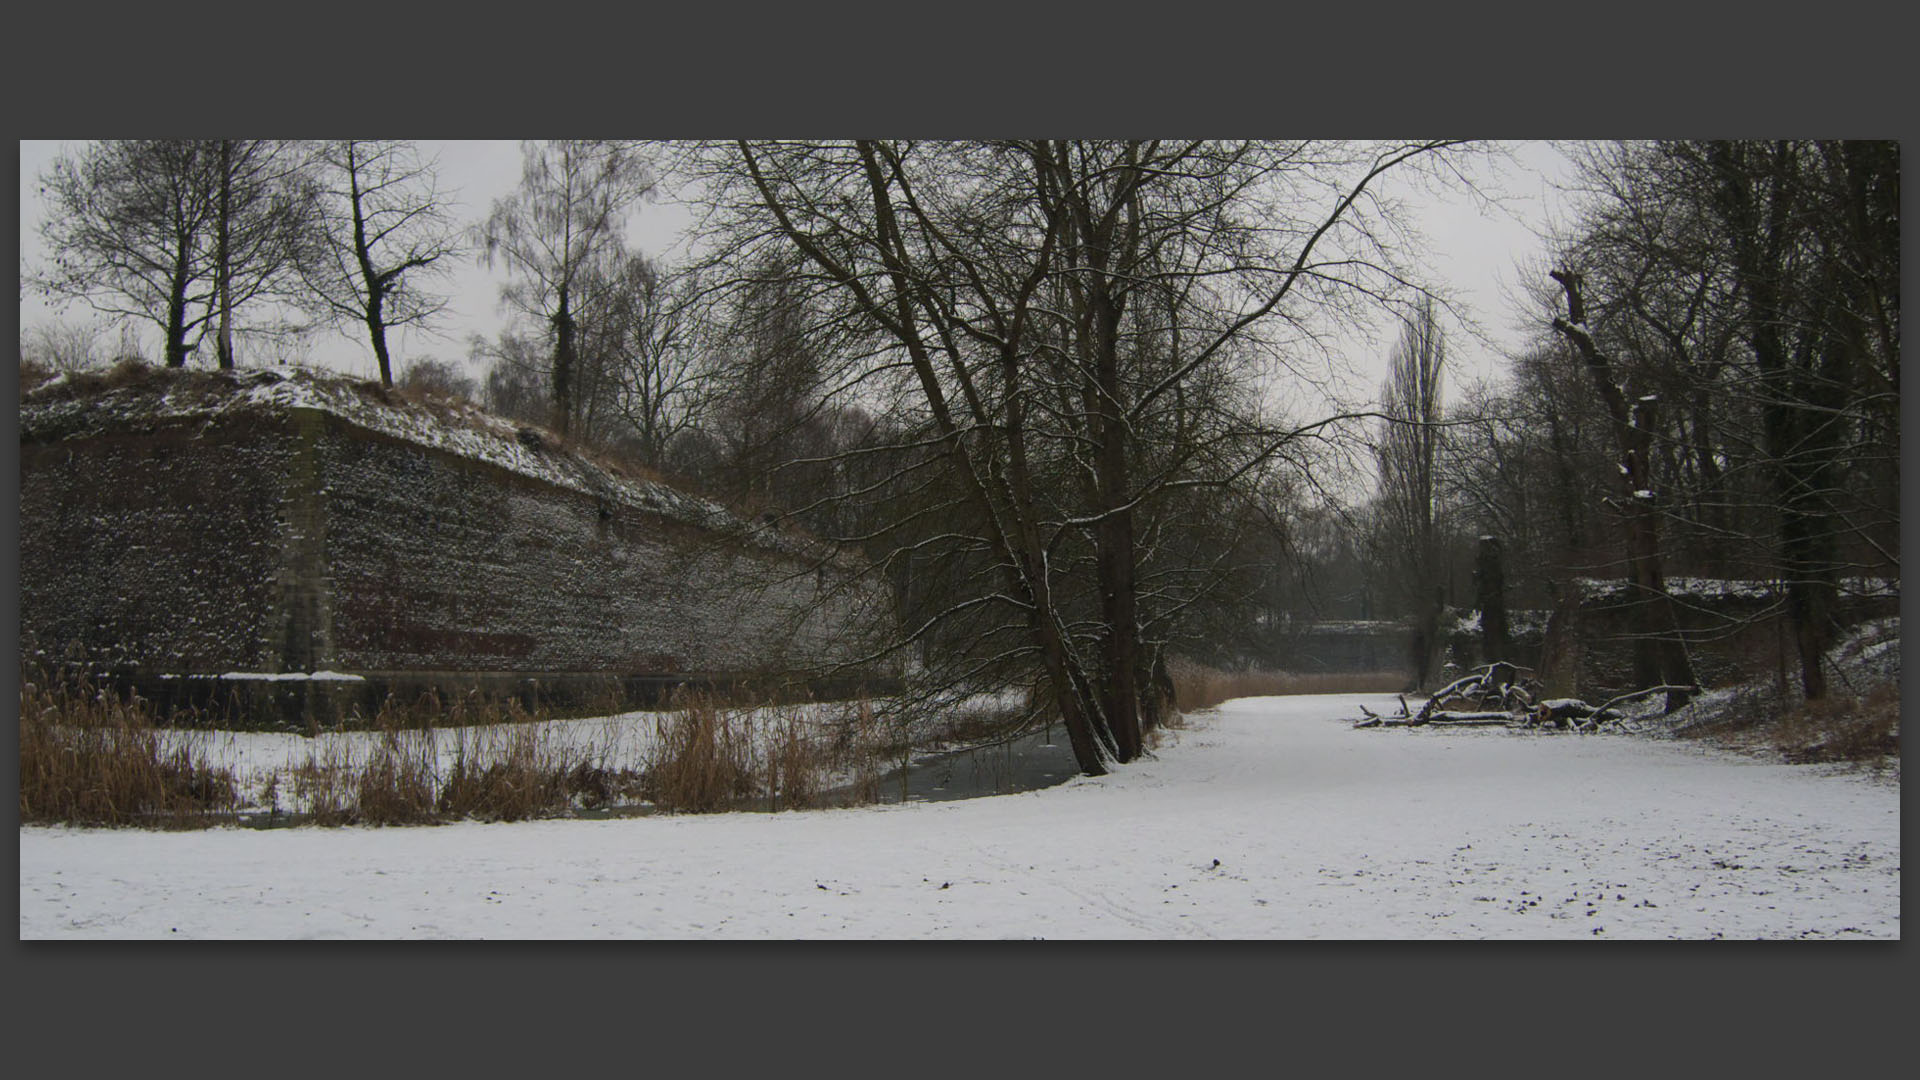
[1353,663,1695,734]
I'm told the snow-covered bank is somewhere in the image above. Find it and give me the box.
[19,694,1898,939]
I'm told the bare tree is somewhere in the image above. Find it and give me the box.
[471,330,551,428]
[1373,296,1448,683]
[681,138,1466,776]
[205,140,317,368]
[1517,140,1900,704]
[32,140,316,370]
[698,255,835,504]
[476,140,653,438]
[1695,139,1899,699]
[302,140,462,387]
[32,141,222,367]
[610,261,712,471]
[1549,267,1699,707]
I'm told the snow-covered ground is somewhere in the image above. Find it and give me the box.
[18,693,1898,939]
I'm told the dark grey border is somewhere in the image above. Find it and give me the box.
[9,2,1911,1071]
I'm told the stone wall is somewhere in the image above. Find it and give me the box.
[20,409,295,675]
[20,367,899,727]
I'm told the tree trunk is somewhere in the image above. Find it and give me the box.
[1090,288,1144,764]
[216,139,235,371]
[552,288,575,438]
[366,305,393,389]
[1704,140,1842,701]
[1550,270,1696,709]
[1412,584,1445,688]
[165,246,193,368]
[347,144,396,389]
[1476,535,1510,665]
[1027,561,1113,777]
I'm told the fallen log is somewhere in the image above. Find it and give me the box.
[1361,682,1704,735]
[1417,710,1515,726]
[1528,698,1603,728]
[1591,684,1699,717]
[1417,663,1546,722]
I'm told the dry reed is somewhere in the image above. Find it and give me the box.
[642,694,757,813]
[19,666,239,827]
[1167,658,1411,713]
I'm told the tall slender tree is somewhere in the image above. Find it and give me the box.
[1374,296,1448,684]
[205,139,315,368]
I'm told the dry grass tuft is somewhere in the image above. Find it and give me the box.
[436,719,633,822]
[1669,670,1899,767]
[19,356,57,398]
[643,694,758,813]
[1777,684,1901,763]
[352,730,440,826]
[19,666,238,827]
[761,712,819,811]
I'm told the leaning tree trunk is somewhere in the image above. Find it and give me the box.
[365,300,393,389]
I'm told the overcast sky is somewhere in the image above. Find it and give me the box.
[17,139,1575,400]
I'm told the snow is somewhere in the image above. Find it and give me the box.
[20,693,1898,939]
[1576,576,1899,604]
[215,671,367,682]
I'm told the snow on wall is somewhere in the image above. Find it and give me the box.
[1574,576,1898,606]
[19,366,898,693]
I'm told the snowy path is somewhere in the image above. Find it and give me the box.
[18,694,1899,939]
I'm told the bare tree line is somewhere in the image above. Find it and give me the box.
[1346,140,1898,710]
[25,138,1896,774]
